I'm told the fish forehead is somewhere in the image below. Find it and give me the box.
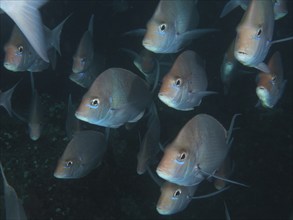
[64,131,105,157]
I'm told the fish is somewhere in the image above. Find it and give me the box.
[66,94,81,140]
[220,0,288,20]
[69,53,106,88]
[3,15,70,73]
[156,113,237,186]
[54,130,107,179]
[256,51,287,108]
[137,103,161,175]
[0,80,19,117]
[142,0,216,53]
[72,14,95,74]
[75,68,152,128]
[158,50,216,111]
[156,178,231,215]
[156,181,198,215]
[0,0,49,62]
[221,39,241,94]
[0,161,27,220]
[234,0,275,73]
[28,89,42,141]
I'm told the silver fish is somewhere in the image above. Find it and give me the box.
[156,113,236,186]
[54,130,107,179]
[72,14,95,74]
[220,0,288,20]
[156,181,198,215]
[137,103,161,175]
[234,0,275,73]
[142,0,215,53]
[0,0,49,62]
[75,68,152,128]
[0,80,19,117]
[0,161,27,220]
[3,15,69,72]
[66,94,81,140]
[28,89,42,141]
[158,50,216,111]
[256,51,286,108]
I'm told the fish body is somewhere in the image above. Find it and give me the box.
[28,89,42,141]
[3,15,69,72]
[234,0,274,73]
[0,161,27,220]
[137,103,161,175]
[54,130,107,179]
[256,51,286,108]
[142,0,206,53]
[0,0,49,62]
[75,68,152,128]
[156,114,230,186]
[220,0,287,20]
[158,50,216,111]
[156,181,198,215]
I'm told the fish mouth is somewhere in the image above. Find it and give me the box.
[156,206,171,215]
[3,62,18,72]
[158,93,174,107]
[156,168,174,181]
[75,112,88,122]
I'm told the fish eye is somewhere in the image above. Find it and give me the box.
[173,189,182,197]
[159,23,167,32]
[90,98,100,107]
[18,45,23,53]
[66,160,73,167]
[175,78,182,87]
[176,152,186,162]
[257,29,262,37]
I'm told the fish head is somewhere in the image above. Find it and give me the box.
[3,43,25,71]
[256,72,277,108]
[143,19,176,53]
[54,156,83,179]
[234,24,267,66]
[72,56,88,73]
[156,182,193,215]
[75,94,109,126]
[158,73,186,109]
[29,123,41,141]
[156,145,193,185]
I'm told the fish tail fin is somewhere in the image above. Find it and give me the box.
[49,49,57,70]
[0,0,49,62]
[88,14,95,36]
[50,14,72,55]
[0,80,21,117]
[220,0,241,18]
[226,113,241,146]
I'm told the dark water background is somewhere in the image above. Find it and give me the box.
[0,1,292,219]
